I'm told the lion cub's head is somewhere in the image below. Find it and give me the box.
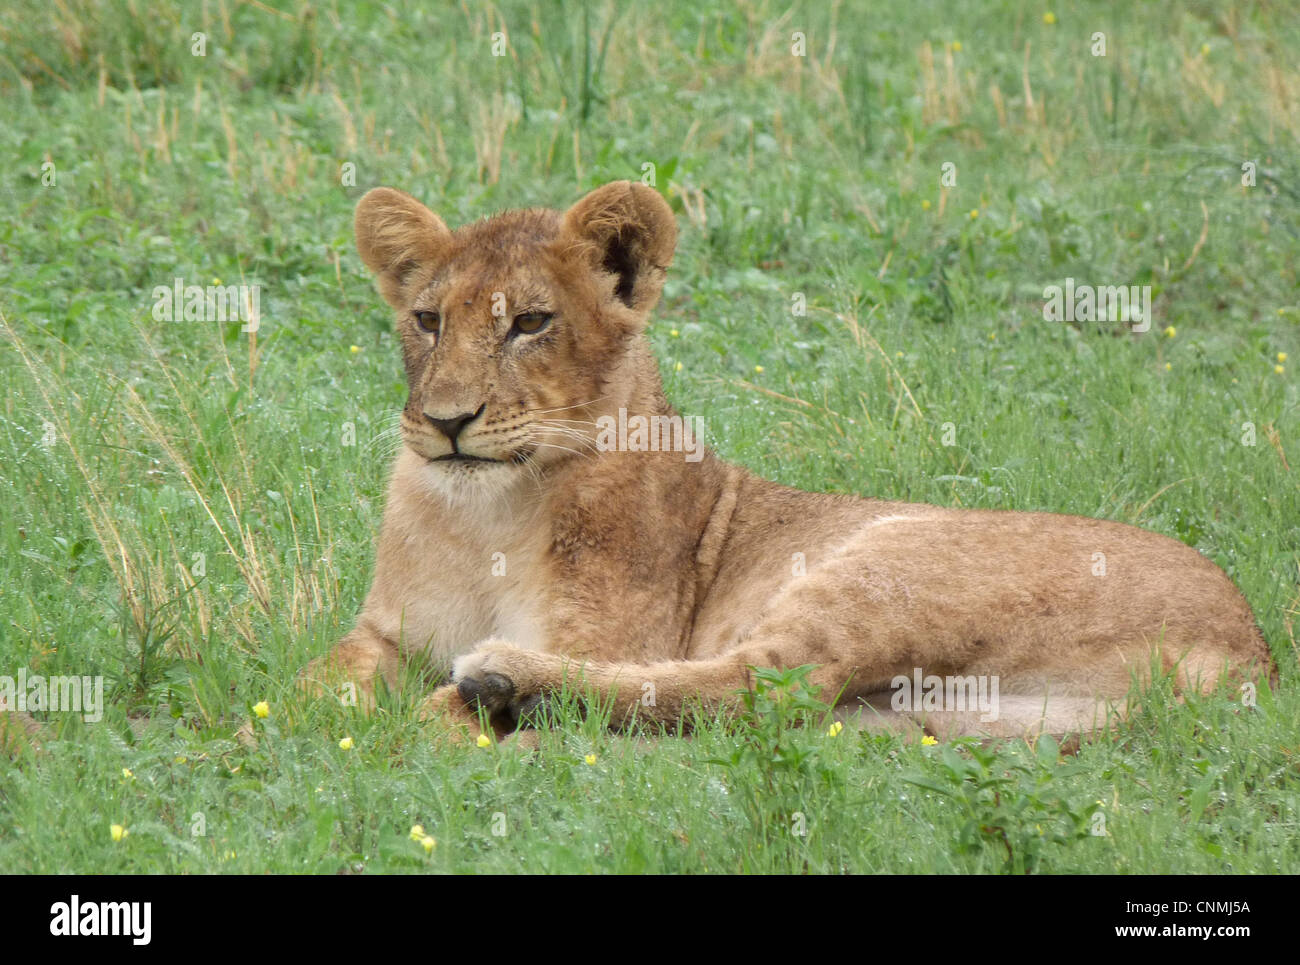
[354,181,677,492]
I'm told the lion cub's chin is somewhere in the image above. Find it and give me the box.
[410,448,533,509]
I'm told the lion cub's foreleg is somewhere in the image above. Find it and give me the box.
[298,625,401,711]
[450,639,1128,746]
[298,633,530,745]
[451,638,826,728]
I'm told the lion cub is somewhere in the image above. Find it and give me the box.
[302,181,1273,742]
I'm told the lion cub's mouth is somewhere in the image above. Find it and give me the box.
[422,446,536,467]
[430,452,501,464]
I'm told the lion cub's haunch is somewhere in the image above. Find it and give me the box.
[302,180,1273,743]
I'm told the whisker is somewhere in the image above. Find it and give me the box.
[531,441,595,459]
[532,423,598,440]
[529,428,600,452]
[510,449,547,493]
[525,396,609,416]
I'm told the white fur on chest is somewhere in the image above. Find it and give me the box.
[391,537,546,661]
[363,452,550,667]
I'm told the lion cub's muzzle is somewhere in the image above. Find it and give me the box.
[408,402,513,463]
[424,404,485,446]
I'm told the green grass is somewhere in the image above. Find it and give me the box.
[1,0,1297,873]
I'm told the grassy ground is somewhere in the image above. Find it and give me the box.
[0,0,1297,873]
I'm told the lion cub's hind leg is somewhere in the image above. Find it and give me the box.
[833,695,926,741]
[837,692,1122,748]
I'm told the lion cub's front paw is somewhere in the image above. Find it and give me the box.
[452,639,545,718]
[455,671,516,715]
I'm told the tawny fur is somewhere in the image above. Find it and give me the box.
[300,181,1274,743]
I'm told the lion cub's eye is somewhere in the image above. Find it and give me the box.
[511,312,553,336]
[414,311,440,335]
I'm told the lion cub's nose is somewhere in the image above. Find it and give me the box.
[424,404,484,443]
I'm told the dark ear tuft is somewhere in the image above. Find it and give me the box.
[602,235,639,306]
[354,188,452,307]
[561,181,677,316]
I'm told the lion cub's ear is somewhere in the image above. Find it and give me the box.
[354,187,453,307]
[561,181,677,322]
